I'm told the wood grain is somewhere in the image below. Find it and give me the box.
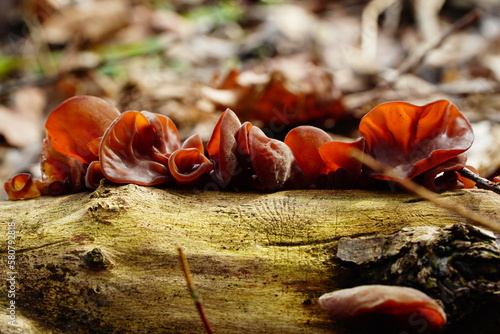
[1,185,499,333]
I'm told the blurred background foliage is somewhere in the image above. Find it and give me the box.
[1,0,500,199]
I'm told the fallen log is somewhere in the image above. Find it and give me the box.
[1,184,499,333]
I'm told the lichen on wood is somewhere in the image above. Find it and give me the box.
[0,184,499,333]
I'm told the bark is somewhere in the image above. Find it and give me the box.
[336,224,500,333]
[1,184,499,334]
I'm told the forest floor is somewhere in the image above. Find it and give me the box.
[1,0,500,199]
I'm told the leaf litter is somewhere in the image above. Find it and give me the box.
[1,0,500,200]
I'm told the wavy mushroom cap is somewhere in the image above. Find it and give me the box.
[319,285,447,333]
[359,100,473,180]
[45,95,121,164]
[284,125,332,184]
[99,110,180,186]
[206,108,241,184]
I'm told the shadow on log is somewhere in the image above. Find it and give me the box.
[0,184,499,333]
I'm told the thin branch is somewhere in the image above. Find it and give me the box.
[344,8,483,110]
[384,8,481,85]
[348,148,500,232]
[0,75,60,97]
[177,246,214,334]
[458,167,500,195]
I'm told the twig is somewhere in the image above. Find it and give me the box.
[348,148,500,232]
[0,75,60,97]
[344,8,483,110]
[458,167,500,195]
[361,0,400,63]
[177,246,214,334]
[384,8,481,85]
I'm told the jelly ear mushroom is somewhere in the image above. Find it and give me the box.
[421,154,469,191]
[19,96,122,198]
[359,100,473,181]
[318,137,365,187]
[169,133,213,184]
[319,285,446,334]
[284,126,332,184]
[168,148,214,184]
[85,161,104,189]
[248,126,305,190]
[44,95,121,164]
[236,121,252,159]
[4,173,42,200]
[181,133,204,152]
[99,110,180,186]
[206,108,241,184]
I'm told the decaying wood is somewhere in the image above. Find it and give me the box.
[336,224,500,330]
[1,184,499,334]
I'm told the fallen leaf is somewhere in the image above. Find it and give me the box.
[0,87,45,147]
[41,0,129,45]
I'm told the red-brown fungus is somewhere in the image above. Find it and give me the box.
[455,165,477,189]
[420,154,468,191]
[85,161,105,189]
[181,133,204,152]
[359,100,473,181]
[35,136,87,197]
[45,95,121,164]
[318,137,366,188]
[206,108,241,185]
[169,148,214,184]
[99,110,180,186]
[231,121,260,188]
[5,96,121,200]
[319,285,447,334]
[87,137,102,157]
[284,126,332,185]
[4,173,41,200]
[4,96,480,199]
[41,153,86,196]
[248,126,305,190]
[236,121,252,159]
[168,133,213,184]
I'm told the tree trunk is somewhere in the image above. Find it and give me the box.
[1,184,499,334]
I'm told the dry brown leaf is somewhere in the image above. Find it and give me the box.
[203,57,345,127]
[151,9,194,38]
[41,0,129,45]
[0,87,45,147]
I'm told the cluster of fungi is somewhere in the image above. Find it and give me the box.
[5,96,476,200]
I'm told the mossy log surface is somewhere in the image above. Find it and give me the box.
[0,185,499,334]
